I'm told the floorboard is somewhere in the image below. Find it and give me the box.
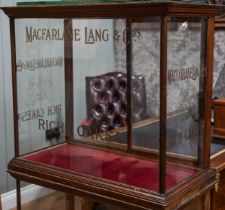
[10,192,72,210]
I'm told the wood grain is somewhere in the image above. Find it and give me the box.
[10,192,67,210]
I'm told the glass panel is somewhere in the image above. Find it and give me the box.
[166,18,206,190]
[211,30,225,158]
[15,19,66,155]
[73,19,127,145]
[131,17,160,192]
[131,18,160,154]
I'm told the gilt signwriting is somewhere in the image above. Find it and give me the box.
[167,123,204,148]
[168,65,205,85]
[17,56,63,72]
[25,26,141,44]
[19,104,64,133]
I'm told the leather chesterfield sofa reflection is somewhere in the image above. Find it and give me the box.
[81,72,148,134]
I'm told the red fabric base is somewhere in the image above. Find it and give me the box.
[25,144,197,192]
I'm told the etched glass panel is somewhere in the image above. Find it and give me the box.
[15,19,66,154]
[166,18,207,190]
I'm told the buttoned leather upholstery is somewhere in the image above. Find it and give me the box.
[84,72,147,133]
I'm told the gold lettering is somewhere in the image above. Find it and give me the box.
[85,27,94,44]
[21,108,44,121]
[74,29,81,41]
[57,122,64,133]
[95,29,102,41]
[46,29,51,40]
[58,29,63,40]
[168,65,203,85]
[42,29,46,40]
[39,119,46,130]
[32,29,38,41]
[102,29,109,41]
[26,26,33,43]
[25,27,115,43]
[48,104,61,116]
[52,29,57,40]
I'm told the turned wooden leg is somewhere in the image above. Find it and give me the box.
[66,193,75,210]
[210,189,216,210]
[16,179,21,210]
[203,191,211,210]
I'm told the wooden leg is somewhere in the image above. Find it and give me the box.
[203,191,211,210]
[0,192,2,210]
[16,179,21,210]
[210,189,216,210]
[81,198,95,210]
[66,193,74,210]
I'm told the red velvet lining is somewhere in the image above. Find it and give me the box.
[24,144,197,192]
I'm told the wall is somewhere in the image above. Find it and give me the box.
[0,0,15,194]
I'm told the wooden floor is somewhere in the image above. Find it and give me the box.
[9,191,125,210]
[10,192,77,210]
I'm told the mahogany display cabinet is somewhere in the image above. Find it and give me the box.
[209,16,225,210]
[0,1,222,210]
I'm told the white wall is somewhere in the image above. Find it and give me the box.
[0,0,8,193]
[0,0,15,193]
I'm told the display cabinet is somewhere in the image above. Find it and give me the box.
[0,1,222,210]
[209,15,225,210]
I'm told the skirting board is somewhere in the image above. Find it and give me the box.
[1,184,54,210]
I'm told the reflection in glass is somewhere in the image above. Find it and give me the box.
[131,18,161,152]
[73,19,128,145]
[165,18,207,192]
[166,19,206,158]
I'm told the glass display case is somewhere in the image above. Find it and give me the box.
[0,1,222,210]
[209,15,225,210]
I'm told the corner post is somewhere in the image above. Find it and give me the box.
[159,16,168,194]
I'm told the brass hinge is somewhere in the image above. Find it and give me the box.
[215,172,221,192]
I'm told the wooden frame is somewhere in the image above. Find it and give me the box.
[0,2,222,210]
[215,16,225,29]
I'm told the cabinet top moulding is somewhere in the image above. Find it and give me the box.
[0,1,223,18]
[215,16,225,29]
